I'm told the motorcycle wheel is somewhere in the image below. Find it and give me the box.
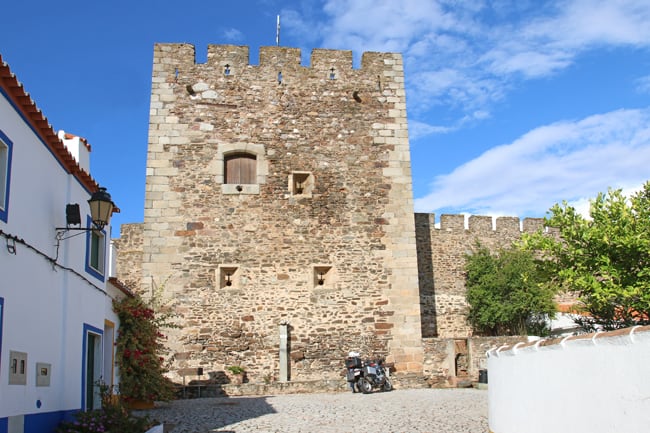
[383,378,393,392]
[358,378,373,394]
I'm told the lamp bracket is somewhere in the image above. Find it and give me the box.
[6,237,16,255]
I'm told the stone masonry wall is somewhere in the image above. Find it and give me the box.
[118,215,538,343]
[422,336,525,386]
[415,213,544,338]
[115,43,552,388]
[140,44,422,383]
[113,223,144,291]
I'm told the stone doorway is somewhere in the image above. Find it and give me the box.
[454,339,469,378]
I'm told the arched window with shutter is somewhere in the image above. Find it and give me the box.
[224,153,257,184]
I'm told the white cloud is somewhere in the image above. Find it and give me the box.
[409,120,453,140]
[223,27,244,42]
[282,0,650,121]
[637,75,650,94]
[567,184,644,220]
[535,0,650,48]
[414,108,650,216]
[481,0,650,78]
[278,0,650,216]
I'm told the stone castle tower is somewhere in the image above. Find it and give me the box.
[139,43,424,381]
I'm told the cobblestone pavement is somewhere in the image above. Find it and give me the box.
[138,388,488,433]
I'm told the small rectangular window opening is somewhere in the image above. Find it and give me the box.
[313,265,333,288]
[217,265,240,289]
[290,172,313,196]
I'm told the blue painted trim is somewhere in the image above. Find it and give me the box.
[0,129,13,223]
[24,409,77,433]
[0,87,93,195]
[0,409,78,433]
[81,324,103,411]
[84,216,106,282]
[0,297,4,371]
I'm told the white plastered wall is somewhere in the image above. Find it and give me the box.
[488,326,650,433]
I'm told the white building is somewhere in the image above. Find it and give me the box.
[0,55,127,433]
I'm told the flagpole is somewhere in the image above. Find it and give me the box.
[276,15,280,46]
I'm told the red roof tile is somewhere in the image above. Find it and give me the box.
[0,54,99,194]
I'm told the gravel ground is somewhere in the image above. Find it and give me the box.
[137,388,488,433]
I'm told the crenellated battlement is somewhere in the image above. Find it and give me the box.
[153,43,401,76]
[415,213,546,234]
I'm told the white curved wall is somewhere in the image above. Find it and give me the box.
[488,326,650,433]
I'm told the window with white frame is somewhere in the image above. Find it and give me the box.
[0,130,13,222]
[89,230,105,273]
[85,216,106,280]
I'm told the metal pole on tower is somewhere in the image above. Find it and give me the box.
[276,14,280,46]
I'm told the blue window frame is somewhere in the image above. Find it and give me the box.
[0,129,13,223]
[84,216,106,281]
[81,324,103,411]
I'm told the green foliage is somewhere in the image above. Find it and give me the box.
[57,382,155,433]
[521,182,650,330]
[226,365,245,375]
[113,295,176,402]
[465,245,557,335]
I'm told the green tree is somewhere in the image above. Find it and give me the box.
[521,182,650,330]
[465,245,557,335]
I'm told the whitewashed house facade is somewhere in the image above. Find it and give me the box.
[0,55,126,433]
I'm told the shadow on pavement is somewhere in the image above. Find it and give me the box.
[138,395,277,433]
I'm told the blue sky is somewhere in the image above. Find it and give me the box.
[2,0,649,235]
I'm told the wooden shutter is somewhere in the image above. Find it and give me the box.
[225,154,256,184]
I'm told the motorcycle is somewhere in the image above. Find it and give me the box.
[345,355,392,394]
[357,358,392,393]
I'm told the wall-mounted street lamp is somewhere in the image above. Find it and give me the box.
[53,187,115,263]
[56,187,115,236]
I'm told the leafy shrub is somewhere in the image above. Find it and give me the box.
[113,295,176,402]
[57,383,155,433]
[465,245,557,335]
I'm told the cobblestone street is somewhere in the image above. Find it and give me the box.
[139,388,488,433]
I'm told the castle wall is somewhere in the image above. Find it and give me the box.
[141,44,422,382]
[113,223,144,291]
[415,213,544,338]
[422,336,524,386]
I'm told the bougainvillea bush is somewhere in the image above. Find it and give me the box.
[56,403,154,433]
[113,295,176,403]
